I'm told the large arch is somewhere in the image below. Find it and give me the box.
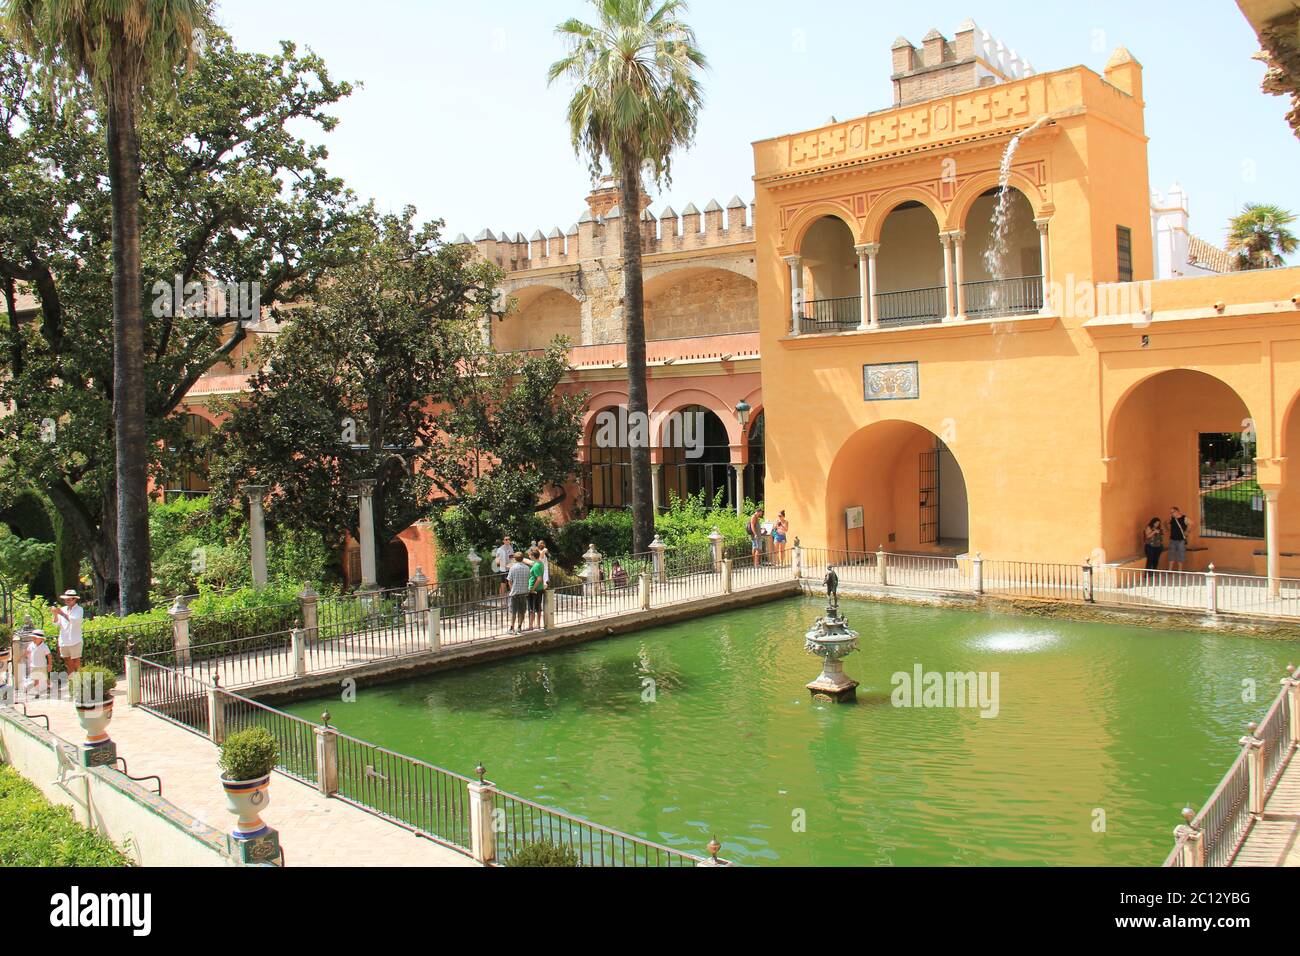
[944,169,1049,233]
[497,285,581,352]
[658,403,735,510]
[824,419,969,554]
[960,186,1043,317]
[781,201,860,257]
[643,266,757,340]
[1102,369,1258,571]
[874,201,946,325]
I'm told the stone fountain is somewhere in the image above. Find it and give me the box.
[804,571,859,702]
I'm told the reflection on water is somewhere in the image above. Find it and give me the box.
[283,596,1298,866]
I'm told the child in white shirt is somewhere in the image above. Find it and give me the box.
[23,630,51,696]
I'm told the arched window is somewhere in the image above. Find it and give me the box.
[660,405,733,509]
[584,406,633,510]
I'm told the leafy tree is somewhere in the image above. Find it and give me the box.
[1227,202,1298,270]
[2,0,214,613]
[548,0,706,553]
[210,210,586,586]
[0,526,56,588]
[0,30,363,607]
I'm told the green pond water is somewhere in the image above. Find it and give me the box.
[283,597,1299,866]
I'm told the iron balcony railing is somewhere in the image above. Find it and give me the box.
[802,296,860,332]
[962,274,1044,317]
[876,285,947,326]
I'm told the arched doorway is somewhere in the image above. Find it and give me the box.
[1104,369,1256,570]
[797,216,860,331]
[744,409,766,507]
[825,421,969,554]
[164,413,215,500]
[961,186,1043,316]
[584,405,632,510]
[660,405,734,509]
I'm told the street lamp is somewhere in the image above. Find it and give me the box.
[735,399,751,429]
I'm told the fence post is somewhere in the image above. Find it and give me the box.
[972,552,983,595]
[10,632,23,692]
[290,627,306,678]
[467,764,498,864]
[427,607,441,652]
[722,558,733,595]
[877,547,888,588]
[467,547,482,579]
[697,836,729,867]
[409,567,429,614]
[1205,564,1219,615]
[207,685,226,744]
[543,589,555,630]
[125,655,141,706]
[1082,559,1094,603]
[582,544,603,596]
[1240,723,1267,815]
[709,526,723,572]
[639,572,651,611]
[792,539,802,580]
[169,597,192,666]
[1286,665,1300,745]
[314,713,339,797]
[1175,808,1205,867]
[650,535,667,584]
[298,583,319,643]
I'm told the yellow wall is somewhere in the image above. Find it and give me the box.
[753,57,1300,571]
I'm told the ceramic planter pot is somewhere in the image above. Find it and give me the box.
[74,698,114,746]
[222,774,272,838]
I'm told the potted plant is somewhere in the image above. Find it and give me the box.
[218,726,279,839]
[67,665,118,747]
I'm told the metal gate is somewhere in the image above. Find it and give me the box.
[919,450,939,545]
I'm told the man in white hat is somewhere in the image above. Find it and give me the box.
[51,590,83,674]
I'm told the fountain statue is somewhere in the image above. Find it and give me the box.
[804,575,859,702]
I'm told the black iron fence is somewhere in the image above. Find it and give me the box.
[962,274,1044,317]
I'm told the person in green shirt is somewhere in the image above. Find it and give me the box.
[527,547,547,631]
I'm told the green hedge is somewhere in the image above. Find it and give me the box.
[0,766,131,866]
[1202,496,1265,539]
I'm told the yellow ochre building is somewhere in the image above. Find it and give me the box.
[753,20,1300,584]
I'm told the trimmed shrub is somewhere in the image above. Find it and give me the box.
[67,665,117,704]
[0,766,130,866]
[503,840,581,867]
[219,726,279,781]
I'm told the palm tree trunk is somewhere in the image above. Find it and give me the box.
[106,89,152,614]
[618,151,654,554]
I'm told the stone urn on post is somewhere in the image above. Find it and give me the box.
[219,726,282,865]
[69,665,118,767]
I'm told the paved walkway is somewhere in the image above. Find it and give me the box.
[27,689,477,867]
[1233,750,1300,867]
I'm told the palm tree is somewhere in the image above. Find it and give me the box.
[1227,202,1298,270]
[549,0,706,554]
[3,0,210,612]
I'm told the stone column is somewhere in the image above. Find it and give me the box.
[125,655,141,706]
[708,526,724,571]
[354,479,378,590]
[582,543,603,596]
[940,232,956,321]
[1264,489,1280,596]
[467,769,498,864]
[244,484,269,588]
[864,243,881,327]
[783,254,803,335]
[168,597,192,666]
[314,720,339,797]
[467,547,482,579]
[854,243,871,331]
[1034,217,1052,313]
[298,583,319,643]
[651,463,662,513]
[649,534,667,584]
[732,464,743,516]
[409,567,429,622]
[951,230,967,320]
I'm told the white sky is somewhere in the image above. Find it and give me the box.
[213,0,1300,249]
